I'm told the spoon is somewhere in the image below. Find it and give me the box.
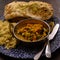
[34,43,46,60]
[45,24,59,58]
[34,24,59,60]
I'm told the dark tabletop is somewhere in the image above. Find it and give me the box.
[0,0,60,60]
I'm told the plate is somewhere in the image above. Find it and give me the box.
[0,16,60,59]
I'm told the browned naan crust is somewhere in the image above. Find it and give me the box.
[4,1,28,19]
[4,1,53,20]
[26,1,53,20]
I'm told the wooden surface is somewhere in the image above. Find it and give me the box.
[0,0,60,60]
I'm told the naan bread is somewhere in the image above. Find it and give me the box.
[4,1,53,20]
[4,1,28,19]
[26,1,53,20]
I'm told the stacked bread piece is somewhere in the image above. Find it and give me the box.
[4,1,53,20]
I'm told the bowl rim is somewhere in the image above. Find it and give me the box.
[13,18,51,43]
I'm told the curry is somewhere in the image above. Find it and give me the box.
[16,23,48,41]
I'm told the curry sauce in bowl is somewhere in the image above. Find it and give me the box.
[13,19,50,42]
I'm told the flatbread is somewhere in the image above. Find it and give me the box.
[4,1,53,20]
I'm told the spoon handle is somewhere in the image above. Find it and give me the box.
[34,47,44,60]
[45,42,51,58]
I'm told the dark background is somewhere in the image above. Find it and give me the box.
[0,0,60,60]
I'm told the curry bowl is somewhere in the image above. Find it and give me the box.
[13,18,50,43]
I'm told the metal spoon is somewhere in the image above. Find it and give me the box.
[34,24,59,60]
[45,24,59,58]
[34,43,46,60]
